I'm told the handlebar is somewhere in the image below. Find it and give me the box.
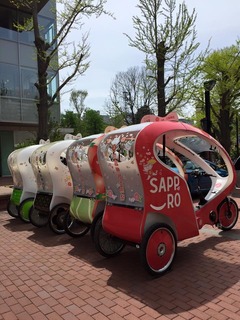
[190,169,216,178]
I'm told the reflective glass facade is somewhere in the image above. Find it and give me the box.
[0,0,59,124]
[0,0,59,176]
[0,5,55,46]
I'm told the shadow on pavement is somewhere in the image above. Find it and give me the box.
[3,213,240,316]
[68,232,240,315]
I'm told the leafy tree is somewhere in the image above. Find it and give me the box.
[106,66,155,125]
[194,40,240,156]
[125,0,205,116]
[61,110,81,134]
[81,109,105,136]
[10,0,110,141]
[135,105,153,123]
[70,89,88,119]
[102,102,126,128]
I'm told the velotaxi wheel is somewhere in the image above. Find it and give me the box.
[49,203,69,235]
[29,206,49,227]
[7,201,19,218]
[64,212,90,238]
[141,223,177,276]
[18,198,34,223]
[217,198,239,231]
[93,215,125,257]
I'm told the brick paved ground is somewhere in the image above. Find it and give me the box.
[0,199,239,320]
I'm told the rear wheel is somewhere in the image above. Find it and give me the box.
[64,212,90,238]
[18,198,34,223]
[49,203,69,235]
[7,201,19,218]
[29,206,49,227]
[217,198,239,231]
[93,215,125,257]
[141,223,177,276]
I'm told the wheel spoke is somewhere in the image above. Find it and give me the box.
[49,205,69,234]
[94,216,125,257]
[63,211,90,238]
[218,199,239,231]
[30,207,49,227]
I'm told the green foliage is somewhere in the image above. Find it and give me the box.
[48,119,63,142]
[81,109,105,136]
[15,139,36,149]
[60,109,107,137]
[70,89,88,118]
[61,111,82,135]
[191,40,240,155]
[108,113,126,128]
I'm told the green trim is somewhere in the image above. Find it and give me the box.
[70,196,95,224]
[10,188,22,206]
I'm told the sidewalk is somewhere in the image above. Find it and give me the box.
[0,188,239,319]
[0,176,13,210]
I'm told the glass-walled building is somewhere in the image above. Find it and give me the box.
[0,0,60,176]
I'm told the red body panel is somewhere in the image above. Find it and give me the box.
[102,205,143,243]
[99,118,237,244]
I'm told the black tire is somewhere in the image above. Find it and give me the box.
[7,201,19,218]
[18,198,34,223]
[217,198,239,231]
[140,223,177,276]
[64,212,90,238]
[29,206,49,227]
[90,211,104,241]
[49,203,69,235]
[93,215,125,258]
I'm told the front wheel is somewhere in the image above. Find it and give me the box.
[93,215,125,257]
[140,223,177,277]
[64,212,90,238]
[29,207,49,227]
[18,198,34,223]
[49,203,69,235]
[217,198,239,231]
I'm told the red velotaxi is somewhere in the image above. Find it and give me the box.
[94,113,239,276]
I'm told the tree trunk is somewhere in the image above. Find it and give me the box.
[32,1,50,142]
[217,109,232,154]
[156,42,167,116]
[35,52,49,142]
[36,101,49,142]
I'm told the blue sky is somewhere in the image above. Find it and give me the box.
[60,0,240,114]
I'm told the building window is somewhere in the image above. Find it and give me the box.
[21,100,38,122]
[21,68,38,99]
[18,10,35,45]
[0,5,34,44]
[0,6,18,41]
[0,63,20,97]
[38,16,55,44]
[47,72,58,100]
[0,97,21,121]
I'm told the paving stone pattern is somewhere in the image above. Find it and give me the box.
[0,204,239,320]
